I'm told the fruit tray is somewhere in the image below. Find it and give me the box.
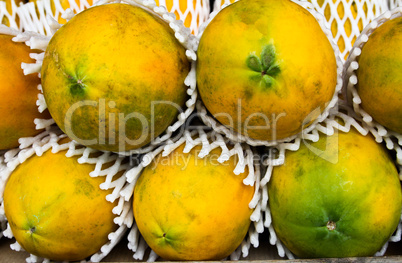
[1,0,402,262]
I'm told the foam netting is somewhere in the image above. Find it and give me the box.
[122,126,266,261]
[17,0,93,36]
[212,0,389,62]
[0,125,135,262]
[0,0,21,30]
[7,0,209,36]
[390,0,402,9]
[15,0,199,155]
[259,102,402,259]
[154,0,210,35]
[343,7,402,160]
[197,0,344,148]
[301,0,389,61]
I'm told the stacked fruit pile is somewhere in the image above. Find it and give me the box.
[0,0,401,262]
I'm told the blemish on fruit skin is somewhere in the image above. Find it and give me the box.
[74,179,96,198]
[295,166,304,178]
[313,81,322,94]
[69,80,86,97]
[243,86,254,100]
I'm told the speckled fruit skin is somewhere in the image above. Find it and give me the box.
[356,17,402,134]
[3,138,118,261]
[133,144,255,260]
[197,0,337,142]
[0,34,50,150]
[41,3,190,152]
[268,128,402,258]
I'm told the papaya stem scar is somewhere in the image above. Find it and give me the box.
[326,221,336,231]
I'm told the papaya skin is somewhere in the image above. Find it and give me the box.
[0,34,50,150]
[133,145,255,260]
[268,128,402,258]
[41,3,189,152]
[3,138,118,261]
[197,0,337,142]
[356,17,402,134]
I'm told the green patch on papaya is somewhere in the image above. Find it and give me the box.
[74,179,96,198]
[69,81,86,96]
[294,166,304,178]
[243,86,254,100]
[246,54,262,72]
[155,229,181,250]
[65,62,89,97]
[246,43,281,91]
[261,44,276,70]
[261,75,275,89]
[22,218,38,237]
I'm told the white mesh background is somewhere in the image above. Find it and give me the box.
[0,125,134,262]
[123,126,265,261]
[260,103,402,259]
[300,0,388,61]
[0,0,21,30]
[10,0,210,36]
[343,7,402,156]
[18,0,198,155]
[16,0,93,36]
[389,0,402,9]
[197,0,343,148]
[156,0,210,35]
[212,0,226,11]
[212,0,389,62]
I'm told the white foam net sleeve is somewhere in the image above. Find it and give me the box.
[300,0,388,61]
[259,103,402,259]
[15,0,210,36]
[196,0,343,148]
[0,0,21,30]
[389,0,402,9]
[343,7,402,153]
[19,0,198,156]
[13,0,94,36]
[0,125,135,262]
[212,0,230,12]
[156,0,210,36]
[123,126,264,261]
